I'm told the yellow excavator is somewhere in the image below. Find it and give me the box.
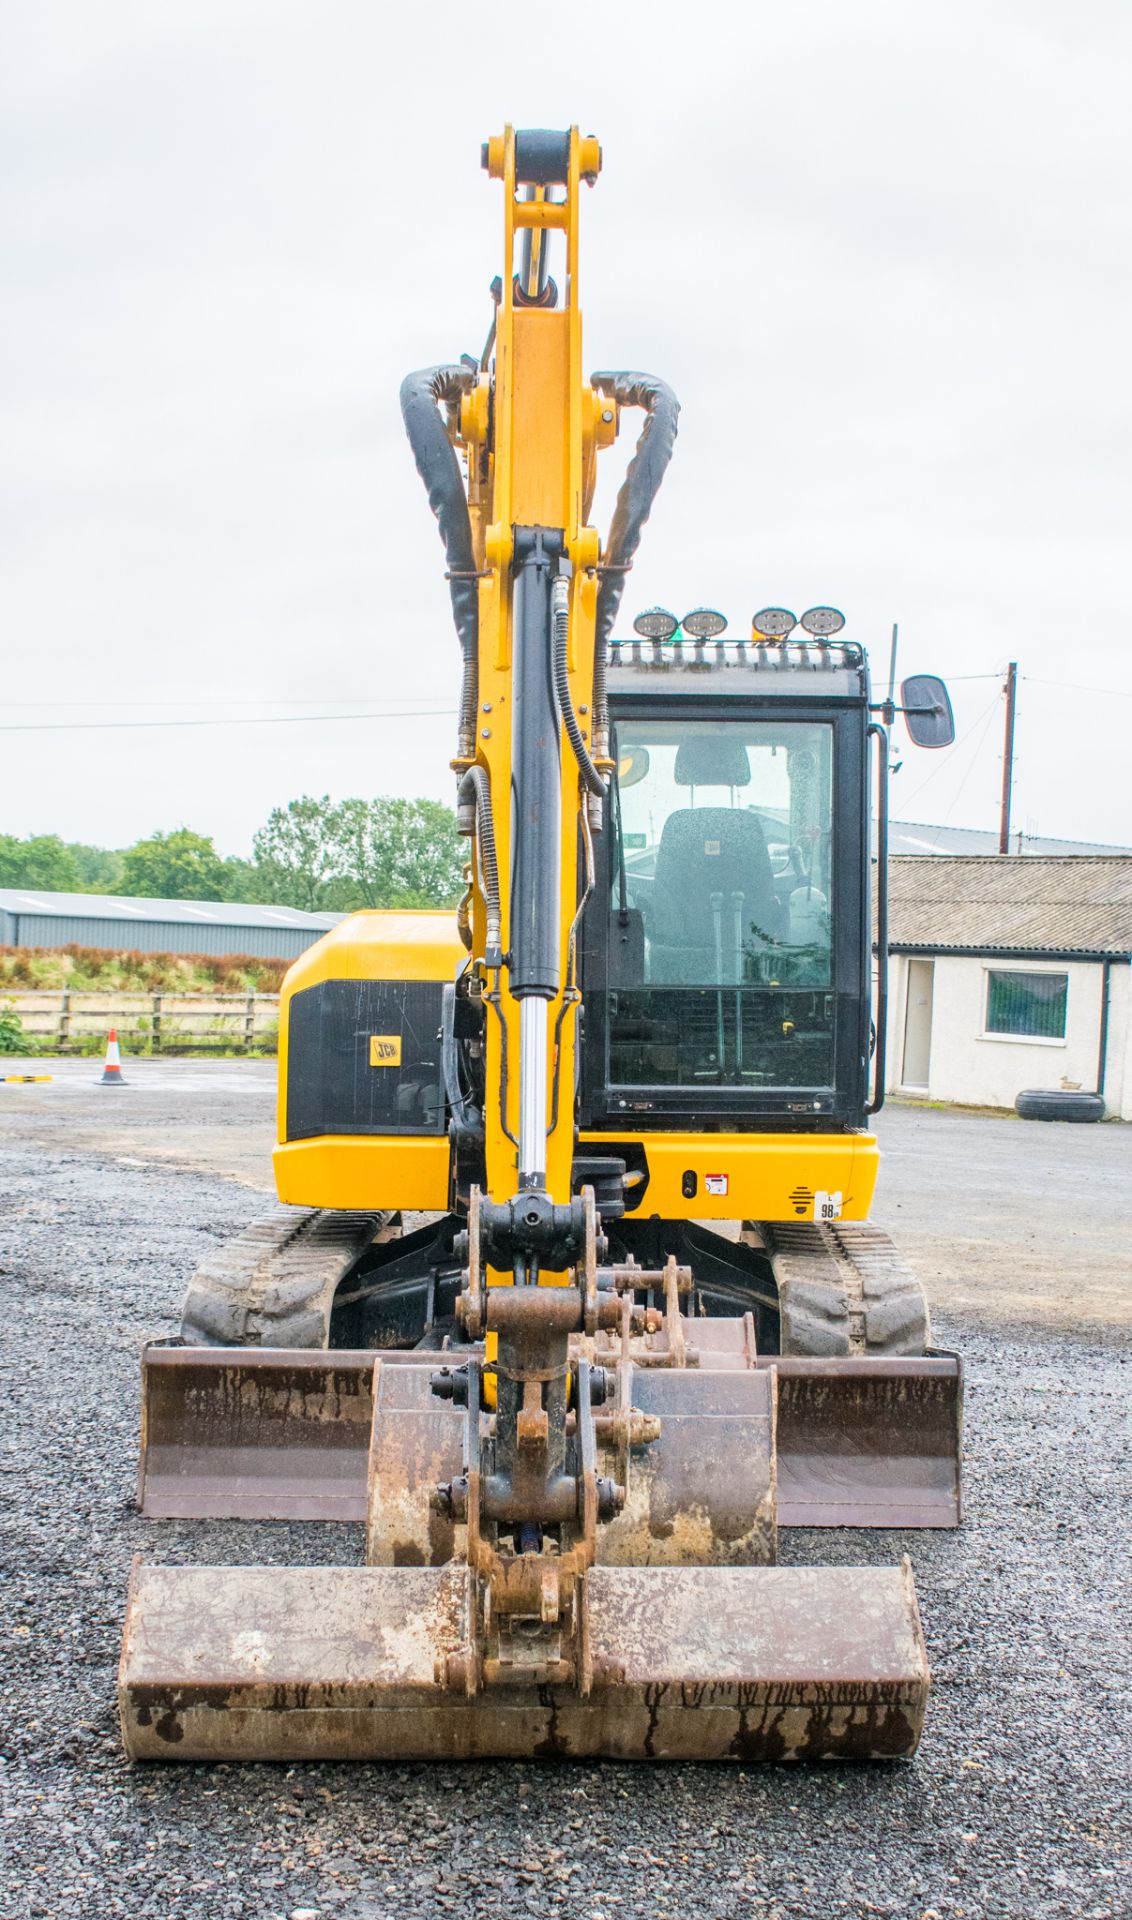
[119,127,961,1763]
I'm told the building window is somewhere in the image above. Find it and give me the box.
[985,970,1067,1040]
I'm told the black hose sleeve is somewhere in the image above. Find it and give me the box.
[553,585,605,798]
[400,365,479,742]
[590,372,680,648]
[457,765,502,968]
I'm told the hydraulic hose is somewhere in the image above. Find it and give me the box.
[552,577,606,799]
[589,371,680,741]
[399,364,479,753]
[457,765,502,968]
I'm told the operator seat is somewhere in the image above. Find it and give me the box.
[647,737,785,985]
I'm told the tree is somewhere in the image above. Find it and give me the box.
[119,828,228,901]
[251,796,342,912]
[333,796,465,908]
[66,843,124,892]
[0,834,80,891]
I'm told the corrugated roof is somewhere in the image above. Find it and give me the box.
[887,856,1132,956]
[886,820,1132,858]
[0,889,340,932]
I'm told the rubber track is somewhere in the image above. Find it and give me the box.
[180,1205,391,1348]
[763,1219,930,1357]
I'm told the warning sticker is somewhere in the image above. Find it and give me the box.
[705,1173,728,1197]
[813,1189,843,1222]
[704,840,721,856]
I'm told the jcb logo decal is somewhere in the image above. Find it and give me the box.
[369,1035,402,1068]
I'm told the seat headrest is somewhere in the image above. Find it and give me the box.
[673,736,751,787]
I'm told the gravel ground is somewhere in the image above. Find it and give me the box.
[1,1122,1130,1917]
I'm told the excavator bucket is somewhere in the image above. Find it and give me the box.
[119,1556,929,1762]
[123,1346,946,1762]
[137,1343,962,1530]
[771,1356,963,1528]
[137,1344,377,1521]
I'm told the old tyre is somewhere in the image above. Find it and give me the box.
[1015,1088,1105,1123]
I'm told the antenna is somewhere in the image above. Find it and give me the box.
[886,623,899,710]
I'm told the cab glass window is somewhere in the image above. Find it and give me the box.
[607,720,835,1089]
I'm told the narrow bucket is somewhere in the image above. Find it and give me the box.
[766,1356,963,1528]
[137,1345,378,1520]
[119,1556,929,1762]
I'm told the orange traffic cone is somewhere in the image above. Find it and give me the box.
[100,1028,126,1085]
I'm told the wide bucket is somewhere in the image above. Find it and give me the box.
[138,1344,961,1531]
[119,1556,929,1762]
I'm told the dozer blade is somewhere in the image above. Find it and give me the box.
[138,1343,961,1530]
[119,1556,928,1762]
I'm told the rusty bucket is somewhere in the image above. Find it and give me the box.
[138,1343,960,1532]
[119,1555,929,1762]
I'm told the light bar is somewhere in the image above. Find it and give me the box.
[632,606,680,641]
[751,607,797,639]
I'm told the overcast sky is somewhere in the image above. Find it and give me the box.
[3,0,1130,858]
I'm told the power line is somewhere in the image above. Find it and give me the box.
[1023,676,1132,701]
[2,694,456,710]
[0,708,458,734]
[892,689,1004,815]
[938,687,1009,835]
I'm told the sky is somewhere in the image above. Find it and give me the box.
[3,0,1131,857]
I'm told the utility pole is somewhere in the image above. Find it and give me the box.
[998,661,1017,855]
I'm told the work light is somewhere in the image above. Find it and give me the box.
[632,607,680,641]
[751,607,797,639]
[681,608,728,638]
[799,606,845,636]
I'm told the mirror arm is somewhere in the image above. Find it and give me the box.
[868,701,943,720]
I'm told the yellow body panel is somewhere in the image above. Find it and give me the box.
[276,912,464,1149]
[274,912,877,1225]
[581,1131,879,1224]
[273,1135,451,1212]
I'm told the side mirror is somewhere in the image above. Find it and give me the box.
[616,745,651,788]
[900,673,955,749]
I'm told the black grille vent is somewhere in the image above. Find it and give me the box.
[286,979,445,1141]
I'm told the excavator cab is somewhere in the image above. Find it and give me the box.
[590,674,857,1115]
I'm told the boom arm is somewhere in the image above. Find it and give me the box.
[397,125,680,1678]
[405,126,677,1212]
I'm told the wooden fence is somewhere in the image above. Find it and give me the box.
[2,989,281,1054]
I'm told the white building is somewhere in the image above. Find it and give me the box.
[884,857,1132,1119]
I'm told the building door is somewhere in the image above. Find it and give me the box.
[902,958,935,1089]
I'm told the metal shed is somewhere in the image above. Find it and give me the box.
[0,890,341,961]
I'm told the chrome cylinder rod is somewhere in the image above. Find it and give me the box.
[518,996,549,1187]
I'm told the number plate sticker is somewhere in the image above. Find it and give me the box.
[369,1035,402,1068]
[814,1189,843,1222]
[704,1173,728,1196]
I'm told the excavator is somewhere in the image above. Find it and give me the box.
[119,127,961,1763]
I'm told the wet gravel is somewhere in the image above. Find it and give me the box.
[1,1142,1129,1919]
